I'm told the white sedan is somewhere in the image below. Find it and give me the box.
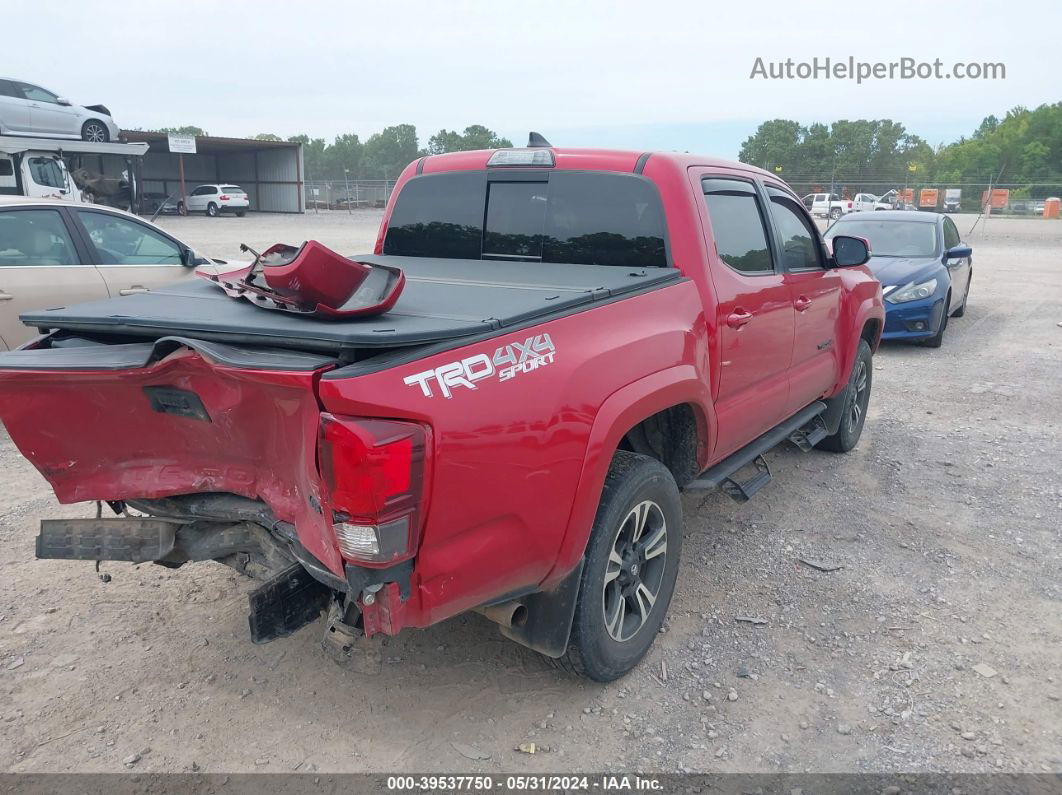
[0,77,120,142]
[179,184,250,217]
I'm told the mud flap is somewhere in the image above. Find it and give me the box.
[36,518,177,563]
[498,559,584,658]
[248,563,331,644]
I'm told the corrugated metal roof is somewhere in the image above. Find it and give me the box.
[123,131,300,155]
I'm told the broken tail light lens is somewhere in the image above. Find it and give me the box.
[318,414,429,565]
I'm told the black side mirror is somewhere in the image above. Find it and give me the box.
[830,235,871,267]
[182,248,210,267]
[944,245,972,263]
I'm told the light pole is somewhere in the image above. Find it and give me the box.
[343,168,352,215]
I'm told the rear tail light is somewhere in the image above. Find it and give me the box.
[219,195,230,201]
[847,202,852,209]
[318,414,429,565]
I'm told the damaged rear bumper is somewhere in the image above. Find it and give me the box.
[36,516,332,644]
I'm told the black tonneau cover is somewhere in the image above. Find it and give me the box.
[20,255,681,355]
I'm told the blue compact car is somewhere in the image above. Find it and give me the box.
[825,211,972,347]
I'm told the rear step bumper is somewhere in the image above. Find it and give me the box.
[37,516,331,643]
[686,401,827,499]
[37,518,178,563]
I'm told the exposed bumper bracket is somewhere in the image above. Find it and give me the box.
[248,563,331,644]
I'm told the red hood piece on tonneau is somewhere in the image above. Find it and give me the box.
[199,240,405,319]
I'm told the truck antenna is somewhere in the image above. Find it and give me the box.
[527,132,552,148]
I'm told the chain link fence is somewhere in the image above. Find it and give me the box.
[300,175,1062,218]
[303,179,394,211]
[783,178,1062,216]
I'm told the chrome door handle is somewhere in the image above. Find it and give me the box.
[119,287,150,296]
[0,292,13,301]
[794,296,812,312]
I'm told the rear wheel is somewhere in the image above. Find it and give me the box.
[177,201,187,216]
[235,210,247,217]
[553,452,682,682]
[81,120,109,142]
[206,202,219,217]
[830,207,843,220]
[817,339,872,453]
[923,293,950,348]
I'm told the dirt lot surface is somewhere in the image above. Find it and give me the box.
[1,211,1059,775]
[153,208,388,263]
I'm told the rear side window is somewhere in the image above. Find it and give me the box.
[0,79,19,98]
[0,159,13,177]
[702,179,773,274]
[383,171,668,267]
[0,209,79,266]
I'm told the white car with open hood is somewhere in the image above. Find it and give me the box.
[0,78,120,142]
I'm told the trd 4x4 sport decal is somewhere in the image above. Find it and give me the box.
[403,334,556,399]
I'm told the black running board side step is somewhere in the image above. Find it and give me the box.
[719,455,771,502]
[788,415,828,452]
[685,401,827,501]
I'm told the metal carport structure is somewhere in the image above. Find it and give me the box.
[122,132,305,214]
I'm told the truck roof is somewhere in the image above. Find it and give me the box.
[418,147,777,179]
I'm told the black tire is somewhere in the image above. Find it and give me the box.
[206,202,219,217]
[552,452,682,682]
[829,208,843,220]
[817,339,873,453]
[953,273,971,318]
[922,293,950,348]
[235,210,247,217]
[81,120,109,142]
[81,189,96,205]
[177,201,187,216]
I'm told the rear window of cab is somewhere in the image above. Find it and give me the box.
[383,170,669,267]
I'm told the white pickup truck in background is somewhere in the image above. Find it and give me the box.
[803,192,883,219]
[804,192,848,219]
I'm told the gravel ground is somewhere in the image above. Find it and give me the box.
[0,211,1059,774]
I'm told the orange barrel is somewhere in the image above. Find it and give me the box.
[1044,197,1061,219]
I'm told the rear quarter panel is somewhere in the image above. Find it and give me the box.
[317,280,711,626]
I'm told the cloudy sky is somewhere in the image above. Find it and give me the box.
[7,0,1057,156]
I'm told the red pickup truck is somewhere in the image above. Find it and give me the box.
[0,140,883,681]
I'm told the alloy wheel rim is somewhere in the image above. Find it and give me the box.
[86,124,105,142]
[849,359,868,429]
[602,500,667,642]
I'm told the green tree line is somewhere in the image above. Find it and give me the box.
[275,124,510,181]
[738,103,1062,195]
